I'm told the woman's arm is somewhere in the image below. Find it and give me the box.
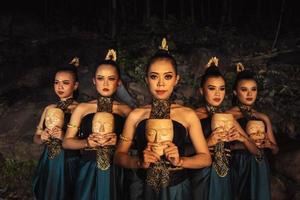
[62,104,88,149]
[114,110,141,168]
[257,113,279,154]
[179,110,212,169]
[33,105,52,144]
[230,120,260,155]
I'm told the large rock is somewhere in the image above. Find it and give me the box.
[271,175,289,200]
[275,149,300,183]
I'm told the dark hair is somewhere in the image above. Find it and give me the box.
[146,50,178,75]
[94,59,121,78]
[55,64,79,82]
[232,69,257,106]
[54,63,79,99]
[200,65,225,88]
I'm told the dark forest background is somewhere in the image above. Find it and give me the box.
[0,0,300,199]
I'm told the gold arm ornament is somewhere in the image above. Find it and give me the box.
[119,134,132,143]
[67,123,79,130]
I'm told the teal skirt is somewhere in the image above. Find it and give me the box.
[65,153,80,200]
[74,160,124,200]
[126,171,191,200]
[33,147,65,200]
[231,150,252,200]
[189,167,210,200]
[250,151,270,200]
[209,166,233,200]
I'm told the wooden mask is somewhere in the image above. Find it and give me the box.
[146,119,174,156]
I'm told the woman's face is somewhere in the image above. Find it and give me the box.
[235,79,257,106]
[54,71,78,100]
[146,59,179,100]
[93,64,120,97]
[201,76,225,107]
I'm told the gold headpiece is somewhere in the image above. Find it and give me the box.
[159,38,169,51]
[69,57,80,67]
[236,62,245,73]
[105,49,117,61]
[206,57,219,68]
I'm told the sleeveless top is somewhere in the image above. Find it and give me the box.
[135,119,188,186]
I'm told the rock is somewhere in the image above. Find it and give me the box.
[275,149,300,183]
[271,175,288,200]
[179,85,194,99]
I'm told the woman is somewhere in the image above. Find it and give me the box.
[227,63,278,200]
[33,58,80,200]
[63,49,131,200]
[191,58,259,200]
[114,39,211,200]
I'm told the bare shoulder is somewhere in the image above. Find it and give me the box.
[226,106,241,118]
[172,104,199,126]
[73,102,96,116]
[126,107,150,126]
[255,111,271,123]
[195,107,208,119]
[44,104,56,111]
[114,101,133,117]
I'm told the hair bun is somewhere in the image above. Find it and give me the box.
[105,49,117,61]
[159,38,169,51]
[236,62,245,73]
[69,57,80,67]
[206,57,219,68]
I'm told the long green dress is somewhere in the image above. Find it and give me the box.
[233,117,271,200]
[190,117,232,200]
[128,119,191,200]
[33,113,75,200]
[74,113,125,200]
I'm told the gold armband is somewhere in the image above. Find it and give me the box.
[36,126,43,131]
[119,134,132,143]
[67,123,79,130]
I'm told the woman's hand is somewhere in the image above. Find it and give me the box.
[40,128,51,143]
[207,127,227,146]
[140,143,160,169]
[50,127,64,140]
[86,133,102,148]
[227,126,246,143]
[163,141,182,167]
[257,138,276,149]
[100,133,117,146]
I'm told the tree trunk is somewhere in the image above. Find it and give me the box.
[111,0,117,39]
[190,0,195,23]
[219,0,228,31]
[227,0,232,25]
[200,0,205,24]
[163,0,167,23]
[256,0,261,20]
[180,0,184,21]
[146,0,151,20]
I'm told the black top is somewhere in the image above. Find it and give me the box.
[79,113,125,161]
[200,117,212,139]
[79,113,125,139]
[135,119,188,186]
[237,117,267,133]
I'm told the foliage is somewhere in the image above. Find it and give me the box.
[0,158,37,199]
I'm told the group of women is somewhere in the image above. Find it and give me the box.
[32,39,278,200]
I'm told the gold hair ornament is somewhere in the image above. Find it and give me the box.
[206,57,219,68]
[69,57,80,67]
[159,38,169,51]
[236,62,245,73]
[105,49,117,61]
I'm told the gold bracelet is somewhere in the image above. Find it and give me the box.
[176,158,184,167]
[36,126,43,131]
[119,134,132,143]
[67,123,79,130]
